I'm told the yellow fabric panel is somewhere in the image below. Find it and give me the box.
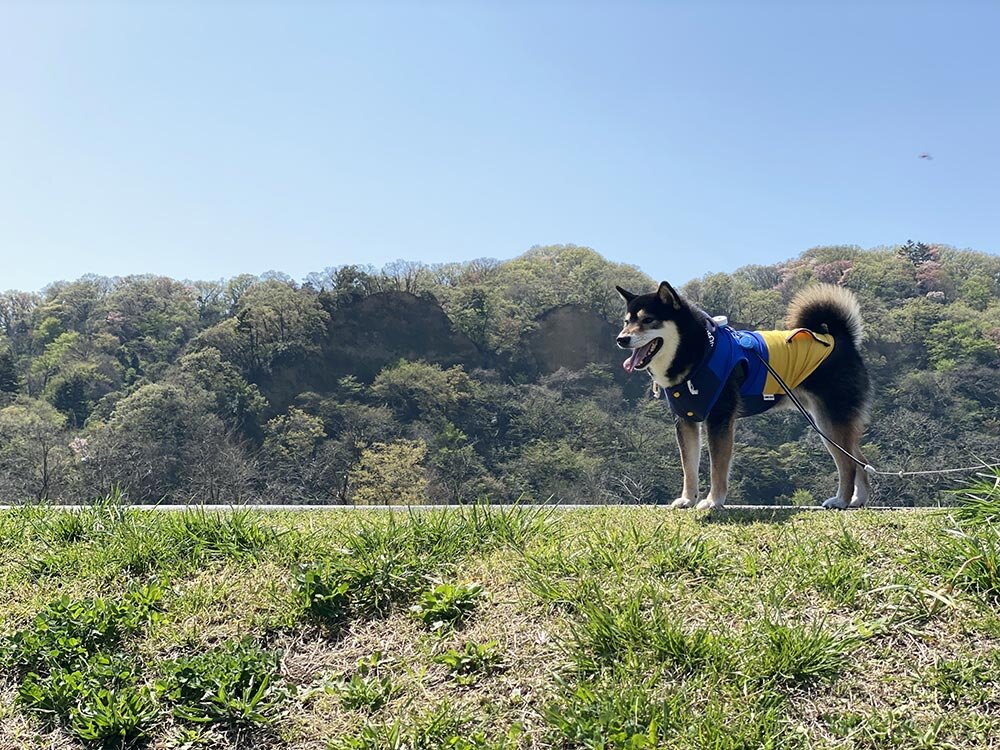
[758,328,835,394]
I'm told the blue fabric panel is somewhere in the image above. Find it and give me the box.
[664,325,782,422]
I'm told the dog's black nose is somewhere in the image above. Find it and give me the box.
[616,336,631,348]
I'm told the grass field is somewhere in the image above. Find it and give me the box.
[1,481,999,749]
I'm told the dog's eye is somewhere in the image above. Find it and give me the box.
[641,318,655,326]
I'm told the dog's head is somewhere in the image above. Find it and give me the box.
[615,281,684,374]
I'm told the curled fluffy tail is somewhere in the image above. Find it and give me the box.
[785,284,864,346]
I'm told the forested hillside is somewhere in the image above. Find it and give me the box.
[1,242,998,506]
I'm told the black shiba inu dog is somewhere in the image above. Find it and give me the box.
[616,281,870,509]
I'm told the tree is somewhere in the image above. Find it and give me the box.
[85,383,244,502]
[224,274,260,314]
[926,320,999,371]
[426,422,487,504]
[960,275,993,311]
[104,276,198,337]
[231,280,330,375]
[189,279,228,326]
[48,366,101,428]
[370,361,473,423]
[31,331,87,392]
[263,407,325,459]
[319,401,403,503]
[0,348,19,395]
[259,407,344,502]
[37,276,113,334]
[29,331,118,422]
[504,439,603,503]
[0,291,38,356]
[683,272,783,326]
[102,276,200,366]
[842,250,920,306]
[178,348,268,436]
[0,398,70,501]
[381,260,430,295]
[307,264,379,304]
[349,439,428,505]
[898,240,937,266]
[446,287,494,348]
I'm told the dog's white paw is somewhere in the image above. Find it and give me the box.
[669,497,697,509]
[822,496,850,510]
[849,496,867,508]
[696,498,725,511]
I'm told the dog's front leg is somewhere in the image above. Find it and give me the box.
[697,414,736,510]
[670,419,701,508]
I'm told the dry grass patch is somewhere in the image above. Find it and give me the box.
[149,560,300,649]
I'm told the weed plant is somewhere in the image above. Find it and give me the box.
[409,582,485,631]
[433,642,501,685]
[158,638,288,729]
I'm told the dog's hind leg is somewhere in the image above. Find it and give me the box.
[814,414,860,510]
[697,413,736,510]
[671,419,701,508]
[848,420,871,507]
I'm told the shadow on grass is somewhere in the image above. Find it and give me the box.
[695,507,812,526]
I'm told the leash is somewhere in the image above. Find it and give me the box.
[739,333,1000,479]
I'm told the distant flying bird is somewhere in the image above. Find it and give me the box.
[919,153,933,160]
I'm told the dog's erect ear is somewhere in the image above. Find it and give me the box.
[657,281,681,309]
[615,285,637,303]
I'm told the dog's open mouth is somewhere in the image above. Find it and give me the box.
[623,338,663,373]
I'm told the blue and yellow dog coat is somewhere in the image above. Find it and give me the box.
[663,318,835,421]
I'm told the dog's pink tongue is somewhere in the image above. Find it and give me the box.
[623,349,641,373]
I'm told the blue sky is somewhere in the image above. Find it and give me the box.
[1,0,998,292]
